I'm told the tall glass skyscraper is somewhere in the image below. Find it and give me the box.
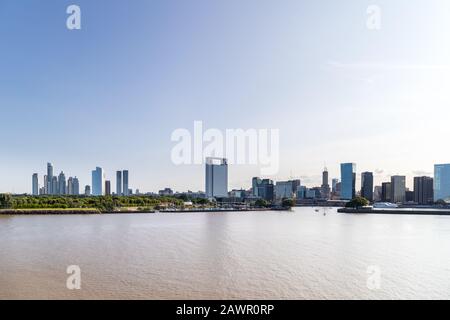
[123,170,129,196]
[361,172,374,202]
[32,173,39,196]
[205,158,228,199]
[116,171,122,196]
[47,162,53,195]
[73,177,80,195]
[414,176,434,205]
[340,163,356,200]
[434,164,450,202]
[58,171,66,195]
[91,167,104,196]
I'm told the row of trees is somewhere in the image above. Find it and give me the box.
[0,194,191,212]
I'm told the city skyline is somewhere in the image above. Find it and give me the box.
[24,160,450,205]
[2,1,450,193]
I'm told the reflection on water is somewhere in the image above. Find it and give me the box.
[1,208,450,299]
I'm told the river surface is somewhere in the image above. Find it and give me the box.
[1,207,450,299]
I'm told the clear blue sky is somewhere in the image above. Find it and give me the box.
[1,0,450,193]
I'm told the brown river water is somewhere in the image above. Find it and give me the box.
[1,207,450,299]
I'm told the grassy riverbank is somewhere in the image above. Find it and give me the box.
[0,208,101,215]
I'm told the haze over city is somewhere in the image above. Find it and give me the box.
[2,0,450,193]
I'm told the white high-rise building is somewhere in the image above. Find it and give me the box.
[91,167,105,196]
[205,158,228,199]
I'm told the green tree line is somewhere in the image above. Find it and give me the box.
[0,194,193,212]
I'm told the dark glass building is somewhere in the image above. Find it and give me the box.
[361,172,374,202]
[414,176,434,205]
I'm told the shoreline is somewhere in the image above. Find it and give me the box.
[338,208,450,216]
[0,208,290,215]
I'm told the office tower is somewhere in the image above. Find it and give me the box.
[205,158,228,198]
[51,176,58,195]
[321,167,330,199]
[47,163,54,194]
[275,181,295,200]
[296,186,307,199]
[381,182,392,202]
[116,171,122,196]
[335,182,341,195]
[123,170,129,196]
[340,163,356,200]
[434,164,450,202]
[67,177,74,195]
[44,175,48,194]
[405,190,414,202]
[252,177,262,197]
[32,173,39,196]
[73,177,80,195]
[374,186,382,202]
[332,179,339,194]
[414,176,434,205]
[257,179,274,202]
[85,185,91,196]
[105,180,111,196]
[291,179,301,194]
[390,176,406,203]
[91,167,104,196]
[361,172,374,202]
[58,172,66,195]
[308,187,322,199]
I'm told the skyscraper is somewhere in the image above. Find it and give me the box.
[340,163,356,200]
[332,178,339,194]
[73,177,80,195]
[275,181,295,200]
[321,167,330,199]
[116,171,122,196]
[58,171,66,195]
[381,182,392,202]
[252,177,262,197]
[44,175,48,195]
[67,177,74,195]
[105,180,111,196]
[47,162,54,195]
[85,185,91,196]
[361,172,374,202]
[205,157,228,198]
[123,170,129,196]
[257,179,274,202]
[434,164,450,202]
[374,186,382,202]
[91,167,104,196]
[414,176,434,205]
[51,176,58,195]
[390,176,406,204]
[32,173,39,196]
